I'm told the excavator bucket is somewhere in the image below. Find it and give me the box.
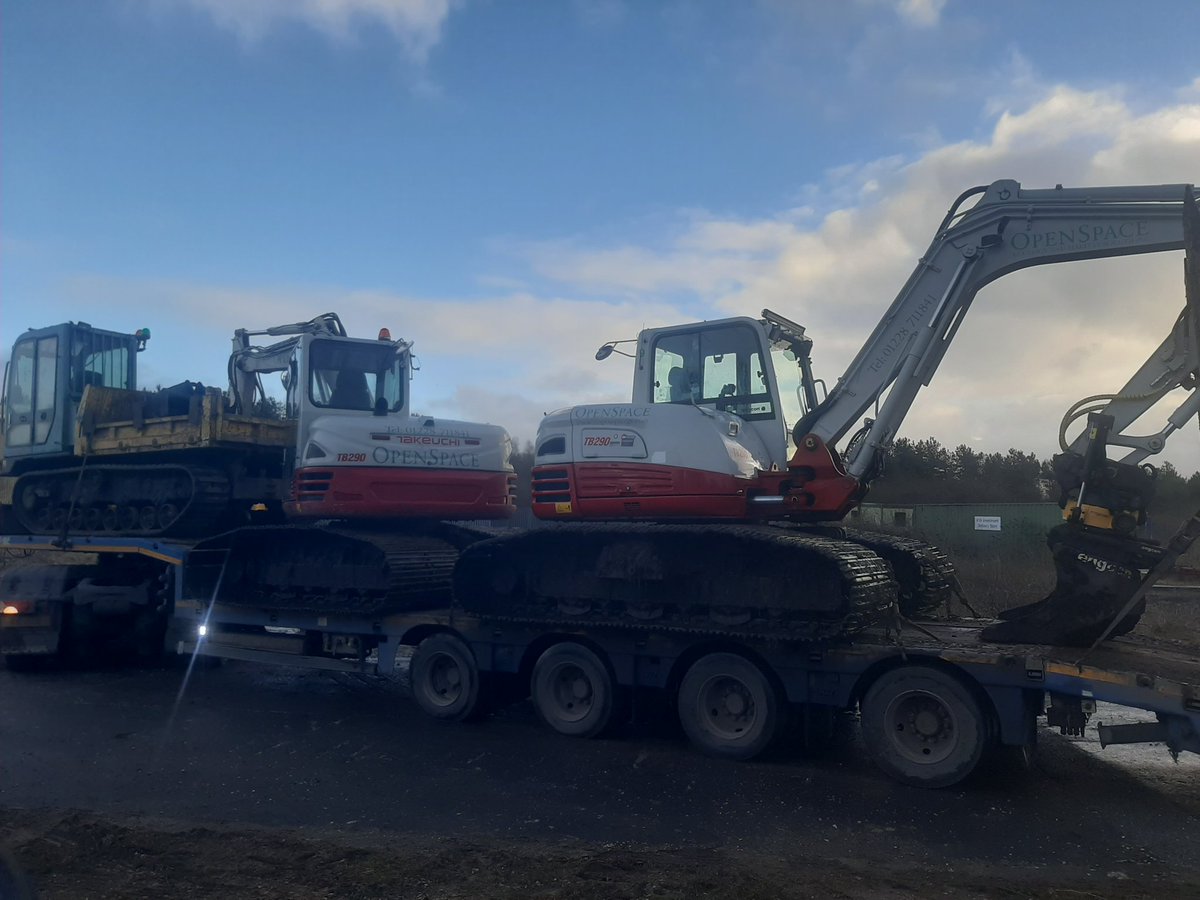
[980,524,1160,646]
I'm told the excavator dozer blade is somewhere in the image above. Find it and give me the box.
[981,524,1161,646]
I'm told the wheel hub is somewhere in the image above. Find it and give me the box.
[427,654,463,705]
[885,690,957,764]
[550,664,593,721]
[913,709,941,737]
[699,675,755,738]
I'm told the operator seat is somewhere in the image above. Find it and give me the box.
[328,370,373,411]
[668,367,693,403]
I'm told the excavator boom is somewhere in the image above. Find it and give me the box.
[797,181,1199,480]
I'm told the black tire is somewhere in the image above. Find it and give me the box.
[861,666,988,789]
[677,652,782,760]
[531,642,615,738]
[410,633,484,722]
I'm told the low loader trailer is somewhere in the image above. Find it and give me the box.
[3,533,1197,789]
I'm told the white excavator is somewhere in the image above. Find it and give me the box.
[456,179,1200,647]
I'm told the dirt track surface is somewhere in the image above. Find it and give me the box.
[2,658,1198,898]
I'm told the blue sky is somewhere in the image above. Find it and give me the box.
[3,0,1200,468]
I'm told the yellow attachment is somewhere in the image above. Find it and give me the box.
[1063,500,1114,530]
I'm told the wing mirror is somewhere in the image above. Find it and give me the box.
[595,339,636,361]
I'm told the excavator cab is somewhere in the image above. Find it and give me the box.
[229,315,515,521]
[2,323,144,472]
[531,310,827,520]
[641,318,789,464]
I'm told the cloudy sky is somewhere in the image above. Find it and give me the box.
[3,0,1199,471]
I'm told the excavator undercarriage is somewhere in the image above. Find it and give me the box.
[452,524,898,642]
[188,523,489,617]
[11,462,245,538]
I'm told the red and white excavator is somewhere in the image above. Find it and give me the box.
[456,180,1200,646]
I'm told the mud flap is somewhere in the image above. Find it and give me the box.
[981,524,1160,647]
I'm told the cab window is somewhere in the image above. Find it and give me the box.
[309,340,405,412]
[5,336,59,446]
[650,325,775,420]
[70,332,131,393]
[651,333,695,403]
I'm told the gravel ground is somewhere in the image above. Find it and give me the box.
[3,806,1198,900]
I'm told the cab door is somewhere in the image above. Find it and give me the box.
[642,320,789,469]
[4,328,65,462]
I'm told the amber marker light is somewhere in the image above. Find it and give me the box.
[2,605,21,615]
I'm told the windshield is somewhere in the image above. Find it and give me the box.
[308,339,404,413]
[650,324,776,421]
[770,343,807,447]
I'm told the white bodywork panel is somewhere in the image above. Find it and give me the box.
[304,412,512,474]
[537,403,771,477]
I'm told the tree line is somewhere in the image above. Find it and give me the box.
[868,437,1200,517]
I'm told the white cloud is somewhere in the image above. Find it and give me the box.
[894,0,948,28]
[159,0,456,60]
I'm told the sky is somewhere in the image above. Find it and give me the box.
[3,0,1200,472]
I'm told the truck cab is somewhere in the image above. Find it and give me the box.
[3,323,143,472]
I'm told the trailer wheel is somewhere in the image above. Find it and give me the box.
[531,642,615,738]
[410,634,483,722]
[861,666,987,788]
[677,652,781,760]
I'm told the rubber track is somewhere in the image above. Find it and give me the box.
[190,523,488,616]
[453,523,898,643]
[12,464,231,538]
[790,524,957,617]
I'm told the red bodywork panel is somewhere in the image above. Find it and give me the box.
[532,435,863,522]
[286,466,517,520]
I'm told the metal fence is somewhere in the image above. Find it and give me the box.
[851,502,1063,557]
